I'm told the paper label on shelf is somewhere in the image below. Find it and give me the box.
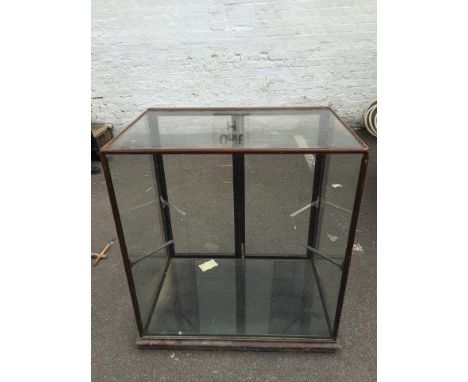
[198,259,218,272]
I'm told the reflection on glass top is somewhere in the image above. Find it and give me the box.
[105,108,366,151]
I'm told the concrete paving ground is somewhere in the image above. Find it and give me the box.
[91,131,376,382]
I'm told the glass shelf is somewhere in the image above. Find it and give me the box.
[146,258,331,338]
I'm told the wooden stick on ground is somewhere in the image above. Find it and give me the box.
[93,240,113,266]
[91,252,108,259]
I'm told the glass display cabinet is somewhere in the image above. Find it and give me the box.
[101,107,368,352]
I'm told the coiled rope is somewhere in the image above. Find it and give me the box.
[363,101,377,137]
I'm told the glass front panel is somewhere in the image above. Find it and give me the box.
[108,109,365,151]
[245,154,313,256]
[107,150,363,340]
[163,154,235,255]
[107,154,168,324]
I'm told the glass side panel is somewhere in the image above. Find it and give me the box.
[312,153,362,329]
[317,154,361,260]
[245,154,313,256]
[107,154,168,324]
[163,154,235,255]
[107,109,365,150]
[146,258,331,338]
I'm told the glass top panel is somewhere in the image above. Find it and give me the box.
[106,108,365,151]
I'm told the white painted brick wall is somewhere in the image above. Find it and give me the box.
[92,0,376,129]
